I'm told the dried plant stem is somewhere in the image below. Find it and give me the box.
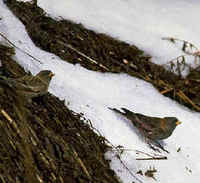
[177,90,200,111]
[0,174,6,183]
[72,149,92,180]
[160,88,173,94]
[135,150,157,158]
[135,150,167,160]
[167,55,186,64]
[0,109,13,122]
[87,124,144,183]
[136,157,167,160]
[0,32,42,64]
[37,121,92,181]
[57,40,110,71]
[162,37,199,53]
[0,109,20,135]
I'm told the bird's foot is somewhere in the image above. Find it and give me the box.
[147,140,169,154]
[155,141,169,153]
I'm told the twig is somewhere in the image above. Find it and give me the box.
[0,109,20,135]
[0,174,6,183]
[160,88,173,94]
[157,79,172,88]
[177,90,200,111]
[0,32,43,64]
[167,55,187,65]
[162,37,199,54]
[39,123,92,181]
[114,153,144,183]
[0,109,13,123]
[162,37,200,68]
[72,148,92,180]
[56,40,110,71]
[135,150,156,158]
[158,80,174,95]
[87,123,143,183]
[135,150,167,160]
[136,157,167,160]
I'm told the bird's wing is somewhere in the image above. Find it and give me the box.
[121,108,135,116]
[16,75,47,92]
[133,115,155,131]
[15,75,33,84]
[20,84,46,93]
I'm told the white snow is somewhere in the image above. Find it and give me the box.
[38,0,200,69]
[1,0,200,182]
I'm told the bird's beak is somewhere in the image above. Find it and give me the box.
[176,121,181,125]
[49,72,55,77]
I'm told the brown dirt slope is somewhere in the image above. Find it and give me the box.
[0,44,122,183]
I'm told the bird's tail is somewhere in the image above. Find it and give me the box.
[108,107,136,117]
[121,107,135,116]
[109,107,138,121]
[108,107,125,115]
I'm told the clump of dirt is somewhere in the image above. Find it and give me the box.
[5,0,200,112]
[0,44,122,183]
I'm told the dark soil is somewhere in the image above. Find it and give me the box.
[4,0,200,112]
[1,1,200,182]
[0,44,122,183]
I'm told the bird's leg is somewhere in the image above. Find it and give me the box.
[145,137,169,153]
[136,127,160,153]
[146,139,161,153]
[147,139,169,153]
[154,141,169,153]
[133,122,170,153]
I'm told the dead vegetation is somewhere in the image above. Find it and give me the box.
[1,0,200,182]
[0,44,122,183]
[4,0,200,112]
[137,167,157,181]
